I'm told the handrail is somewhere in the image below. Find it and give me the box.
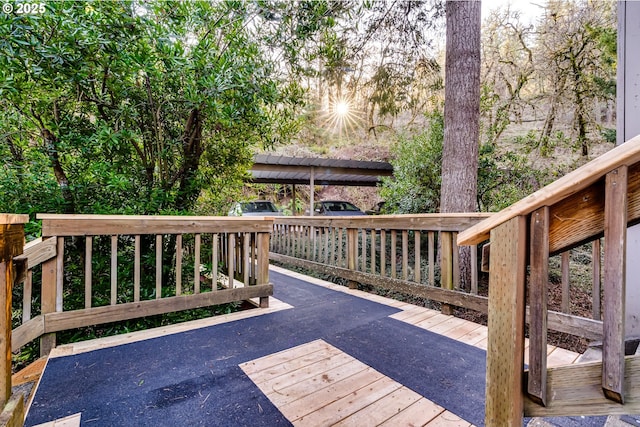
[271,214,491,315]
[458,134,640,246]
[12,215,274,357]
[457,135,640,425]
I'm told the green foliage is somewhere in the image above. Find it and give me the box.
[380,112,443,213]
[0,1,304,221]
[382,111,544,213]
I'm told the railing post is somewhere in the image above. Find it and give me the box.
[528,206,550,406]
[0,215,28,424]
[440,231,454,315]
[485,215,527,426]
[602,167,627,403]
[347,227,358,289]
[40,237,59,356]
[257,231,270,308]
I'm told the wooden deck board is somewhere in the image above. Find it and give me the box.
[242,339,479,427]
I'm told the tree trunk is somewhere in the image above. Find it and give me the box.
[440,0,481,292]
[42,128,75,214]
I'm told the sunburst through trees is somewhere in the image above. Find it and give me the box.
[321,95,364,137]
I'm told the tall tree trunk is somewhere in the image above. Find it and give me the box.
[175,108,204,210]
[440,0,481,292]
[42,128,75,214]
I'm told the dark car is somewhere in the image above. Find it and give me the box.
[312,200,366,216]
[228,201,283,216]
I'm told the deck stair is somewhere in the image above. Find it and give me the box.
[459,135,640,425]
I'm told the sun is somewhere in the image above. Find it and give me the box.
[334,101,350,117]
[323,96,363,136]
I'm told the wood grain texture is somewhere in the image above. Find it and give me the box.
[458,134,640,246]
[602,167,627,403]
[524,356,640,417]
[37,214,274,236]
[485,216,527,426]
[528,207,549,406]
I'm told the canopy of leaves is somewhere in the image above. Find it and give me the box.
[0,0,304,227]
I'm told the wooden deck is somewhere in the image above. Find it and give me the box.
[18,265,582,427]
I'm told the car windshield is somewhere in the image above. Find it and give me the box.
[241,202,278,213]
[323,202,360,212]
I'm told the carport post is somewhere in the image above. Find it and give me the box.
[310,167,315,216]
[291,184,296,216]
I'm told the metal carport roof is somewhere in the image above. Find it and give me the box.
[249,154,394,187]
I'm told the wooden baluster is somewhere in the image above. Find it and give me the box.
[243,233,250,286]
[23,269,32,323]
[471,244,478,295]
[175,234,182,296]
[391,230,397,279]
[371,229,377,275]
[592,238,601,320]
[227,233,235,288]
[428,231,435,286]
[155,234,162,299]
[485,215,527,426]
[414,231,421,283]
[402,230,408,280]
[194,233,201,293]
[561,251,570,313]
[362,229,367,272]
[85,236,92,309]
[528,206,550,406]
[380,230,386,277]
[602,166,627,403]
[110,236,118,305]
[212,233,219,291]
[453,232,460,290]
[134,235,141,302]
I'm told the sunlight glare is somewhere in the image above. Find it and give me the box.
[335,101,350,117]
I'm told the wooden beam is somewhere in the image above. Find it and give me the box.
[485,215,527,426]
[528,207,550,406]
[37,214,274,236]
[602,166,627,403]
[44,285,273,333]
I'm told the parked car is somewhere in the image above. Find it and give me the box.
[311,200,366,216]
[365,201,386,215]
[228,201,283,216]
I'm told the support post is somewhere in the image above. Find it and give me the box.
[602,166,627,403]
[347,228,358,289]
[528,206,550,406]
[441,231,454,315]
[485,216,527,426]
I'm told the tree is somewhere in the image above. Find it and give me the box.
[480,7,535,146]
[440,0,481,291]
[534,0,616,156]
[0,1,304,219]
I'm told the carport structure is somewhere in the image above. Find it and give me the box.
[249,154,394,215]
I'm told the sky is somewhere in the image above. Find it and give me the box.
[481,0,546,23]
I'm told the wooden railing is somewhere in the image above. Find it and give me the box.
[0,214,28,425]
[458,135,640,425]
[270,214,492,314]
[11,215,273,357]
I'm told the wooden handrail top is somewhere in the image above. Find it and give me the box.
[0,214,29,225]
[275,213,492,231]
[458,134,640,246]
[36,214,275,236]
